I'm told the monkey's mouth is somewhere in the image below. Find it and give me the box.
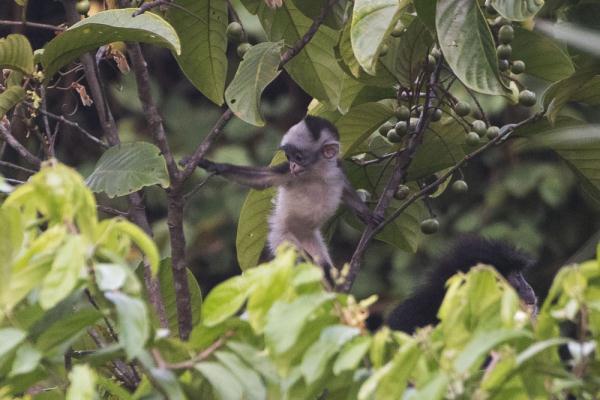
[290,163,306,176]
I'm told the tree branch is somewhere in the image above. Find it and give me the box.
[337,60,444,293]
[0,121,41,168]
[0,20,64,31]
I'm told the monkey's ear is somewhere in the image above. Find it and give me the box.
[321,142,339,159]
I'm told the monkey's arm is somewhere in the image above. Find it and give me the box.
[341,181,383,226]
[198,159,291,190]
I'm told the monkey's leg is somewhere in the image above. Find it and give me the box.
[300,231,336,284]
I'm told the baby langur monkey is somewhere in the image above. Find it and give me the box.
[195,116,381,279]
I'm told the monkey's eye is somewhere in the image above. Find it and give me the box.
[295,153,303,162]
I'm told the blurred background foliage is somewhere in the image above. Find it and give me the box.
[2,0,599,323]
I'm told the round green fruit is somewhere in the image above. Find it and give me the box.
[452,180,469,193]
[430,108,443,122]
[486,126,500,139]
[472,120,487,136]
[420,218,440,234]
[394,185,410,200]
[236,43,252,58]
[76,0,90,14]
[496,44,512,60]
[431,47,442,59]
[395,105,410,120]
[466,131,481,146]
[498,25,514,44]
[498,59,510,71]
[379,121,394,136]
[391,24,405,37]
[395,121,408,135]
[511,60,525,74]
[379,44,389,57]
[518,90,537,107]
[356,189,371,202]
[226,22,244,42]
[387,129,402,143]
[454,101,471,117]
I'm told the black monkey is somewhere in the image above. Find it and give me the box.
[387,236,537,333]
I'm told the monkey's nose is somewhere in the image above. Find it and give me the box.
[290,162,304,176]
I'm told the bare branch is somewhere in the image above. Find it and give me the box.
[0,121,41,168]
[0,20,64,31]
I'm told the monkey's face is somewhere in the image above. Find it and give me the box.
[280,144,316,176]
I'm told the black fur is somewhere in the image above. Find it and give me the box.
[304,115,339,141]
[387,236,535,333]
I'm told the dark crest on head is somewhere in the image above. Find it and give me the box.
[304,115,339,141]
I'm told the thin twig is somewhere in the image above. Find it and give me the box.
[27,103,108,148]
[0,122,41,168]
[153,331,234,370]
[0,160,36,174]
[0,20,64,31]
[183,172,216,201]
[97,204,129,217]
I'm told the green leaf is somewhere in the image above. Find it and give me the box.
[201,276,251,326]
[66,364,96,400]
[350,0,407,75]
[225,41,283,126]
[153,258,202,336]
[380,18,434,87]
[252,1,346,106]
[43,9,181,79]
[36,308,102,354]
[0,328,26,359]
[0,85,26,119]
[292,0,350,30]
[332,335,372,375]
[0,205,23,294]
[195,362,244,400]
[516,337,570,366]
[86,142,170,198]
[511,27,574,82]
[301,325,360,384]
[113,219,160,274]
[490,0,543,21]
[414,0,437,33]
[376,341,421,398]
[236,187,276,271]
[542,66,599,124]
[0,34,34,74]
[213,351,266,400]
[527,125,600,196]
[166,0,228,105]
[95,263,128,291]
[436,0,509,95]
[264,292,335,354]
[337,100,396,156]
[40,235,86,310]
[105,292,150,360]
[406,372,449,400]
[227,341,279,383]
[9,343,42,377]
[454,329,530,374]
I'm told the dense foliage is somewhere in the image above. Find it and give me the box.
[1,0,600,398]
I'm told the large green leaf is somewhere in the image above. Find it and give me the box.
[414,0,437,33]
[332,336,372,375]
[213,351,266,400]
[105,292,150,360]
[9,343,42,377]
[380,18,433,87]
[0,206,23,295]
[511,27,574,82]
[150,258,202,336]
[350,0,407,75]
[43,9,181,79]
[236,187,276,271]
[528,125,600,197]
[0,328,26,359]
[292,0,350,30]
[225,41,283,126]
[166,0,228,105]
[195,362,244,400]
[490,0,543,21]
[337,100,396,156]
[36,308,102,354]
[300,325,360,384]
[86,142,170,198]
[0,34,34,74]
[66,365,96,400]
[201,275,252,326]
[0,86,26,119]
[264,292,335,354]
[248,1,346,107]
[40,235,86,309]
[436,0,509,95]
